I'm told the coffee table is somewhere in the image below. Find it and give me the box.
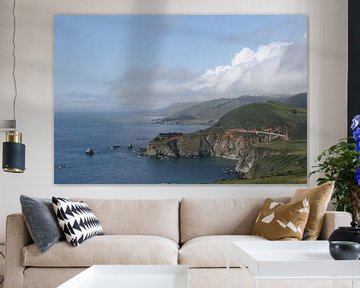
[57,265,189,288]
[228,241,360,288]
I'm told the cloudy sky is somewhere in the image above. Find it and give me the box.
[54,15,307,112]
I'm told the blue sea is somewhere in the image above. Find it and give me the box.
[54,111,238,184]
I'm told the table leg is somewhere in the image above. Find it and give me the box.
[252,278,258,288]
[332,279,352,288]
[226,251,230,288]
[352,279,360,288]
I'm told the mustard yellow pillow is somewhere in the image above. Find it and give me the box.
[252,198,310,240]
[289,181,334,240]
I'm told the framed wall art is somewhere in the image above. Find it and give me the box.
[54,15,307,184]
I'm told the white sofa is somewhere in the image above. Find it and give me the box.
[4,198,352,288]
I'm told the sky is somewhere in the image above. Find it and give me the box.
[54,15,307,112]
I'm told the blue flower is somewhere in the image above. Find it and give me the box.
[351,115,360,186]
[352,115,360,130]
[353,128,360,142]
[356,168,360,186]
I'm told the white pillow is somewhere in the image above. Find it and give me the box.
[52,197,103,246]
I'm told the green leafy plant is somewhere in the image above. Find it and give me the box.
[310,140,360,214]
[310,114,360,222]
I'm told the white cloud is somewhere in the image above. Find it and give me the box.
[109,39,307,109]
[187,41,305,96]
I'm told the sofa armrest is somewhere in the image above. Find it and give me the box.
[4,213,33,288]
[318,211,352,240]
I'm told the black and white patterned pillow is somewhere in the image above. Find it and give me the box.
[52,197,104,247]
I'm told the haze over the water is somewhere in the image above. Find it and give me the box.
[54,15,307,112]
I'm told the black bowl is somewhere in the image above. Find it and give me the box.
[329,241,360,260]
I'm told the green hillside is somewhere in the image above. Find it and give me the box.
[171,95,268,121]
[205,101,307,140]
[212,171,307,184]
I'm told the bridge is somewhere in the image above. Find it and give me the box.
[226,128,289,142]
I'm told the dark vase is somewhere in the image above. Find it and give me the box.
[328,221,360,244]
[329,241,360,260]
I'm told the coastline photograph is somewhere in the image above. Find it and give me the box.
[54,15,307,184]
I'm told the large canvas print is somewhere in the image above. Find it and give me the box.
[54,15,307,184]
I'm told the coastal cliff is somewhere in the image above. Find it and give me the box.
[139,129,297,179]
[140,130,273,159]
[140,100,307,182]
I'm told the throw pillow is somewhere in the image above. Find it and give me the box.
[20,195,64,253]
[289,181,334,240]
[52,197,104,247]
[252,198,310,240]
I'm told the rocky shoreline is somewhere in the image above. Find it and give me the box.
[139,130,285,179]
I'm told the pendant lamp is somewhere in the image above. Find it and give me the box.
[1,0,26,173]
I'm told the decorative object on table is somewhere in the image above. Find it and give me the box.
[310,114,360,222]
[20,195,64,253]
[289,181,334,240]
[1,0,25,173]
[54,15,308,185]
[52,197,104,247]
[329,241,360,260]
[329,220,360,244]
[252,198,310,240]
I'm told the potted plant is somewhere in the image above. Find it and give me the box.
[310,115,360,222]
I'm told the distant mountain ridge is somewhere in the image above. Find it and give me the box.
[283,93,307,109]
[155,93,307,125]
[159,101,201,116]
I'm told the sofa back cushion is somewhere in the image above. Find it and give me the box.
[72,198,179,243]
[180,198,289,243]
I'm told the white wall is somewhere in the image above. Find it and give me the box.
[0,0,348,242]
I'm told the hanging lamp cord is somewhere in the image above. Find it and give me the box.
[11,0,18,129]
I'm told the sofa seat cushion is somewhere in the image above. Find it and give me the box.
[179,235,267,268]
[23,235,179,267]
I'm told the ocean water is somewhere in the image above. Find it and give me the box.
[54,111,238,184]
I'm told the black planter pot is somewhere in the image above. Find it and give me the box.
[329,241,360,260]
[329,221,360,244]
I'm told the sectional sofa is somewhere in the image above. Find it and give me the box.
[4,198,351,288]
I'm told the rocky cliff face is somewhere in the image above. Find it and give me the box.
[140,130,283,178]
[235,148,271,177]
[141,131,263,158]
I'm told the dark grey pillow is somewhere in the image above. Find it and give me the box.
[20,195,64,253]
